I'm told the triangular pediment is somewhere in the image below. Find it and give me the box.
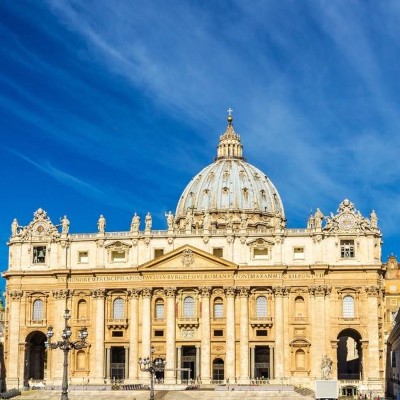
[138,245,237,272]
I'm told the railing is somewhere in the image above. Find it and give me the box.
[291,316,308,324]
[28,319,47,327]
[107,318,128,328]
[338,317,360,324]
[177,317,199,327]
[250,316,273,327]
[211,317,226,323]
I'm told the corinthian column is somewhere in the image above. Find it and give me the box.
[238,287,250,383]
[225,287,236,381]
[140,288,152,380]
[7,291,22,389]
[92,289,106,383]
[165,287,176,383]
[365,286,380,380]
[273,287,284,378]
[200,287,211,384]
[129,289,140,381]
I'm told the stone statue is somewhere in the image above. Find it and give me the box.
[314,208,324,228]
[203,212,211,230]
[11,218,18,237]
[370,210,378,229]
[97,214,106,233]
[131,213,140,232]
[145,212,152,230]
[240,212,248,229]
[320,355,332,379]
[61,215,70,234]
[165,211,174,230]
[185,209,193,229]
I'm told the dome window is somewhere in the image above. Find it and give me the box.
[222,187,229,194]
[260,190,266,199]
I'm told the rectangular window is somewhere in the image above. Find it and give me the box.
[33,246,46,264]
[340,240,355,258]
[256,330,268,337]
[154,249,164,258]
[293,247,305,260]
[392,351,397,368]
[154,330,164,337]
[213,329,223,337]
[78,251,89,263]
[213,248,223,258]
[112,331,123,337]
[111,250,126,262]
[253,248,269,259]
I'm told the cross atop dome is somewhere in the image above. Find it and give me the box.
[216,110,243,159]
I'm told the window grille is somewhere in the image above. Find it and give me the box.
[113,298,124,319]
[183,296,195,318]
[256,296,268,317]
[343,295,355,318]
[340,240,355,258]
[32,299,43,321]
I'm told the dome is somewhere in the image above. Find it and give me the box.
[175,114,285,230]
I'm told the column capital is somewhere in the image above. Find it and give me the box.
[224,286,236,298]
[53,289,71,299]
[237,287,250,298]
[92,289,106,299]
[365,286,380,297]
[129,289,141,299]
[309,285,331,297]
[7,290,23,301]
[273,286,290,297]
[165,287,176,297]
[142,288,152,298]
[199,287,212,297]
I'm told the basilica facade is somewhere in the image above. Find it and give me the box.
[3,115,385,395]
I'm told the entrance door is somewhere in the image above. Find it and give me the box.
[255,346,270,379]
[110,347,125,380]
[212,358,224,383]
[25,331,47,386]
[181,346,196,382]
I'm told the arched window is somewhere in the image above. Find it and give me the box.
[32,299,43,321]
[183,296,195,318]
[295,349,306,370]
[155,299,164,319]
[256,296,268,317]
[214,297,223,318]
[77,299,87,320]
[294,296,306,316]
[343,295,355,318]
[212,358,224,382]
[113,298,124,319]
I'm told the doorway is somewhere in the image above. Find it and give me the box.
[181,346,196,382]
[24,331,47,386]
[110,347,125,380]
[255,346,270,379]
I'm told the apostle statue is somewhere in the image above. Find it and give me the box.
[314,208,324,229]
[370,210,378,229]
[131,212,140,232]
[165,211,174,230]
[61,215,70,234]
[145,212,152,231]
[97,214,106,233]
[11,218,18,237]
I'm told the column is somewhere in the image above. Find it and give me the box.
[366,287,380,380]
[225,287,236,381]
[165,288,176,383]
[129,289,140,381]
[106,347,111,380]
[92,289,106,383]
[196,346,200,381]
[250,346,255,380]
[200,287,211,384]
[273,287,284,378]
[51,289,70,383]
[269,346,274,379]
[238,287,249,383]
[177,347,182,384]
[140,288,152,380]
[6,291,22,389]
[124,347,129,379]
[282,287,291,377]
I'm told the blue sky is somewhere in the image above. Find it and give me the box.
[1,1,400,291]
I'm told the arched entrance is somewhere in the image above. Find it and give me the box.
[24,331,47,385]
[337,328,362,380]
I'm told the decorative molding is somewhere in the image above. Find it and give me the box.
[181,249,195,268]
[92,289,106,299]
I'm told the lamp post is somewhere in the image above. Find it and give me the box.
[46,309,88,400]
[138,346,166,400]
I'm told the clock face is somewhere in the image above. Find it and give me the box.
[34,223,46,236]
[338,213,355,230]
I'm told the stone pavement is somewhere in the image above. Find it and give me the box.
[15,389,314,400]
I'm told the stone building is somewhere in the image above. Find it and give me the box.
[3,115,385,395]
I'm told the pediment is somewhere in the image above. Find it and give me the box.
[138,245,238,272]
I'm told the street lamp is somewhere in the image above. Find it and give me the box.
[138,346,166,400]
[46,309,89,400]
